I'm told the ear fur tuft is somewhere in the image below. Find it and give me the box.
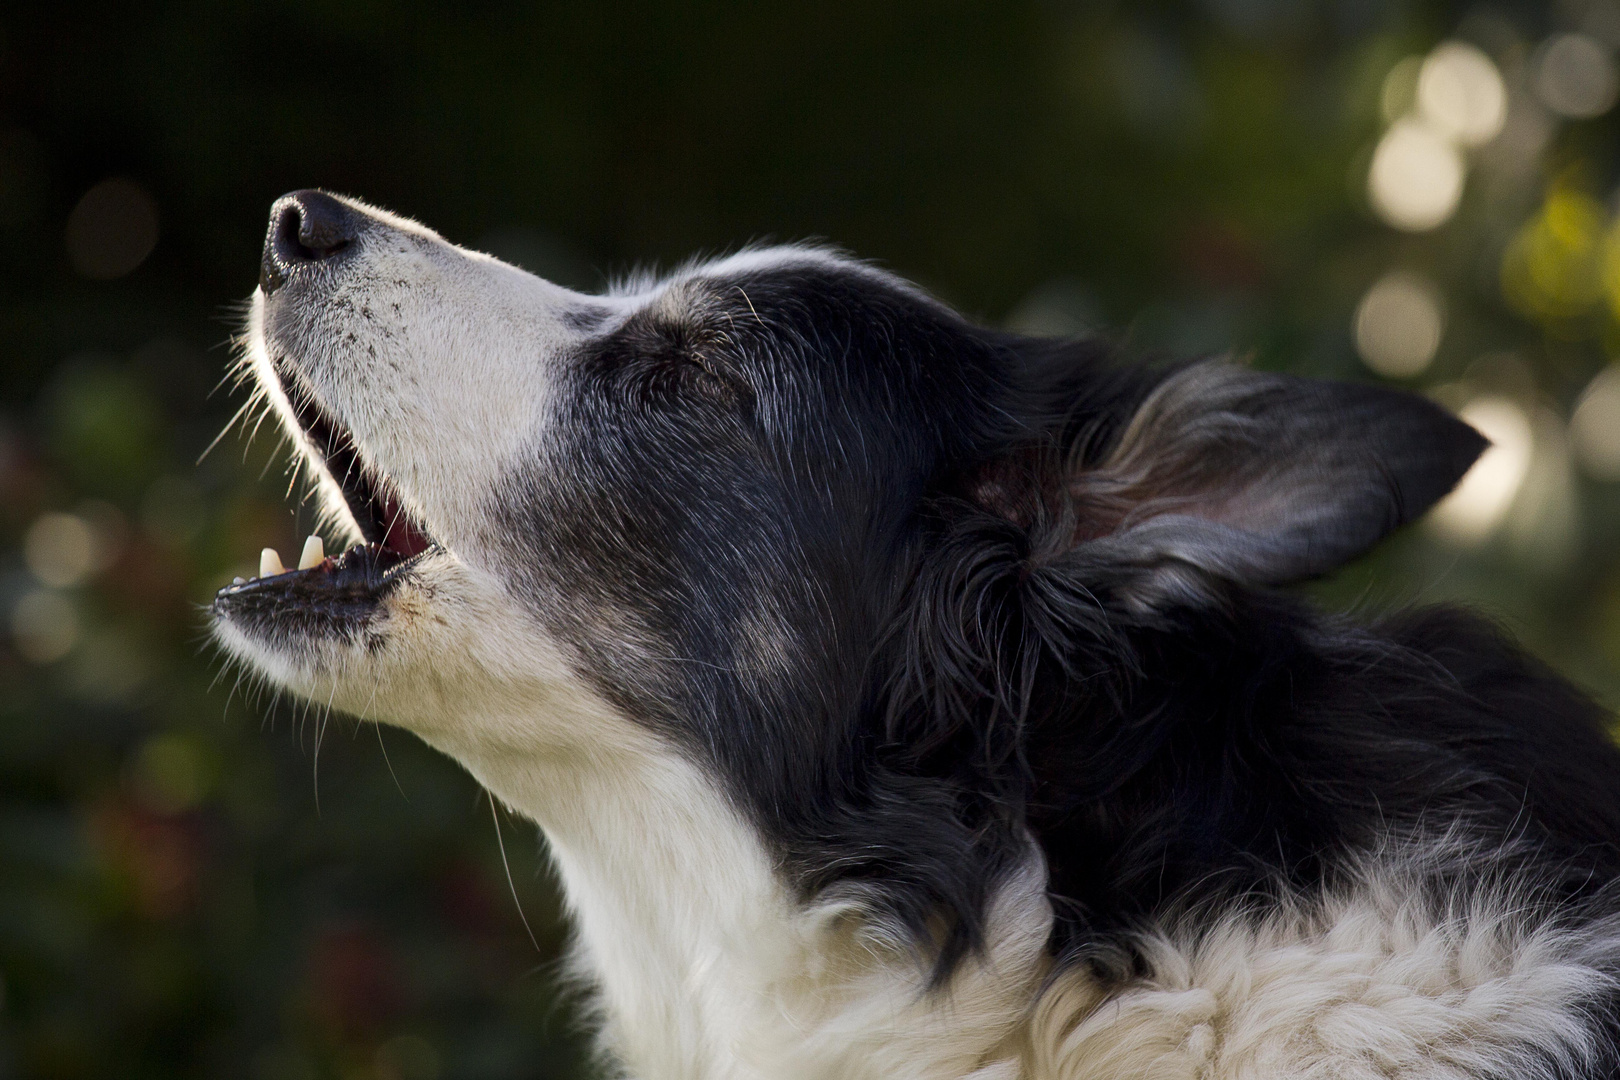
[976,360,1486,603]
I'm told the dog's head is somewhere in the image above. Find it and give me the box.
[214,190,1484,957]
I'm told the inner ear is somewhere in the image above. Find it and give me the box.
[964,450,1047,530]
[972,361,1486,595]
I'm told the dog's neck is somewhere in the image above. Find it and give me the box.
[423,705,1051,1080]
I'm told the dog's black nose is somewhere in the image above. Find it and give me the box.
[260,190,362,294]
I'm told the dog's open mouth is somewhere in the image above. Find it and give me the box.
[212,360,434,633]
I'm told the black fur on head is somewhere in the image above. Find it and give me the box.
[493,254,1620,984]
[860,335,1494,973]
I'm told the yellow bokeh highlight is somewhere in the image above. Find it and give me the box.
[1606,221,1620,324]
[1502,188,1609,322]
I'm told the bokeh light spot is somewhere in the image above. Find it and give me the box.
[1417,41,1506,147]
[1534,33,1620,119]
[1005,277,1102,337]
[23,511,100,587]
[1502,189,1609,321]
[71,630,151,704]
[1603,218,1620,322]
[1368,118,1464,231]
[1353,270,1444,378]
[1572,364,1620,479]
[1381,55,1423,123]
[1428,396,1534,544]
[1507,407,1581,569]
[11,589,79,664]
[64,178,159,280]
[1482,97,1556,178]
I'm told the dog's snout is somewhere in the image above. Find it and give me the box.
[260,190,363,295]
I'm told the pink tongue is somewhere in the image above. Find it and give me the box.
[378,489,432,557]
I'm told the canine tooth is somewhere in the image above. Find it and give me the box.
[232,576,245,585]
[298,534,325,570]
[260,547,284,577]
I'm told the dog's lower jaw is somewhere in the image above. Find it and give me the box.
[422,718,1054,1080]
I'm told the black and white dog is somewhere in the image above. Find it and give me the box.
[214,191,1620,1079]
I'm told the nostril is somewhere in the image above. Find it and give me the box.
[291,190,356,257]
[261,189,363,295]
[273,203,310,259]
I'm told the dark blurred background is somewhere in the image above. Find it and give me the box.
[5,2,1620,1077]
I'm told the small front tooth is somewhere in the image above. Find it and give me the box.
[298,534,325,570]
[260,547,284,577]
[232,576,246,585]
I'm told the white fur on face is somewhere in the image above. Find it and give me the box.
[218,200,1056,1079]
[250,202,590,558]
[224,197,610,741]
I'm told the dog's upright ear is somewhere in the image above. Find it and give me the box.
[972,360,1486,606]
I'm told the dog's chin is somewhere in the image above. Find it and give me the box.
[209,545,466,722]
[210,556,410,704]
[210,547,610,757]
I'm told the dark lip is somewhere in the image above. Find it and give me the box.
[212,543,432,637]
[216,542,432,601]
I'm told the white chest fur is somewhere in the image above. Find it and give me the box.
[428,715,1620,1080]
[432,721,1051,1080]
